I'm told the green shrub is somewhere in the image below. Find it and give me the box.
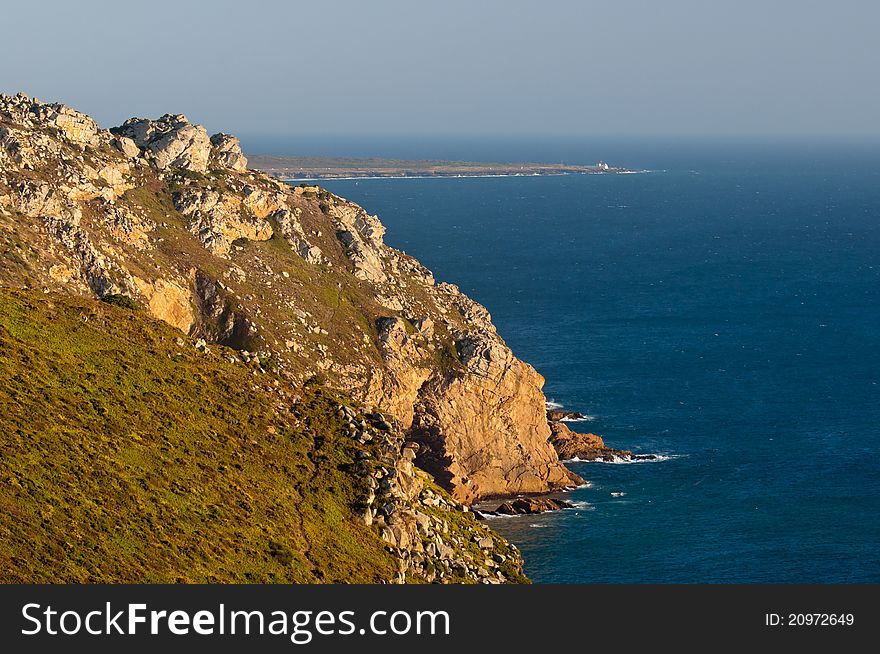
[101,294,139,310]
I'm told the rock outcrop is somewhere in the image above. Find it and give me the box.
[112,114,213,172]
[549,421,657,462]
[411,332,581,503]
[210,132,248,171]
[329,200,389,284]
[547,409,589,422]
[489,497,575,515]
[173,186,274,256]
[0,92,581,512]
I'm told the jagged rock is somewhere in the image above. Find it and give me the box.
[548,421,655,462]
[42,216,130,297]
[41,104,101,146]
[412,317,434,337]
[112,114,212,172]
[492,497,574,515]
[103,203,153,247]
[210,133,248,171]
[111,136,140,159]
[456,332,511,377]
[0,126,28,166]
[173,186,273,255]
[191,270,252,348]
[0,96,101,148]
[10,180,64,217]
[242,186,283,219]
[376,316,409,351]
[547,409,589,422]
[437,282,496,332]
[330,201,388,283]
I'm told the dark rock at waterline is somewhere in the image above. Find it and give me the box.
[491,497,575,515]
[547,409,588,422]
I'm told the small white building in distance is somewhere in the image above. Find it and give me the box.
[597,161,610,170]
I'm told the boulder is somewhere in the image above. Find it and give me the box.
[111,136,140,159]
[210,133,248,171]
[112,114,212,172]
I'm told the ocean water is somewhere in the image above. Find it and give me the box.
[313,140,880,583]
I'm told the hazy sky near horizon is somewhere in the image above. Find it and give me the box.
[1,0,878,139]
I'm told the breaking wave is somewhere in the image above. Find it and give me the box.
[564,453,681,464]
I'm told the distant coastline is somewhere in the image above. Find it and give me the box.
[247,155,634,180]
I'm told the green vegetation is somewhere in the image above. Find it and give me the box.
[120,182,182,227]
[100,293,139,310]
[0,289,398,583]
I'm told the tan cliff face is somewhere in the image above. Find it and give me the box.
[0,91,581,502]
[411,351,581,503]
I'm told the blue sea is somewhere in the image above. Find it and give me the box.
[299,138,880,583]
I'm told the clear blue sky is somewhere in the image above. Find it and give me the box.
[1,0,877,138]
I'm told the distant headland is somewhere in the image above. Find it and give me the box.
[247,155,633,180]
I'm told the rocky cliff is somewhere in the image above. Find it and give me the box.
[0,92,581,506]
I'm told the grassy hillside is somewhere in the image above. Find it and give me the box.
[0,288,399,583]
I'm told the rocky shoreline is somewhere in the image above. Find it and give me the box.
[472,406,659,518]
[480,497,575,517]
[548,409,658,464]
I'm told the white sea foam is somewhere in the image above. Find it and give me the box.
[567,500,596,511]
[478,512,518,520]
[528,524,549,528]
[560,416,594,423]
[545,399,564,409]
[564,453,681,464]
